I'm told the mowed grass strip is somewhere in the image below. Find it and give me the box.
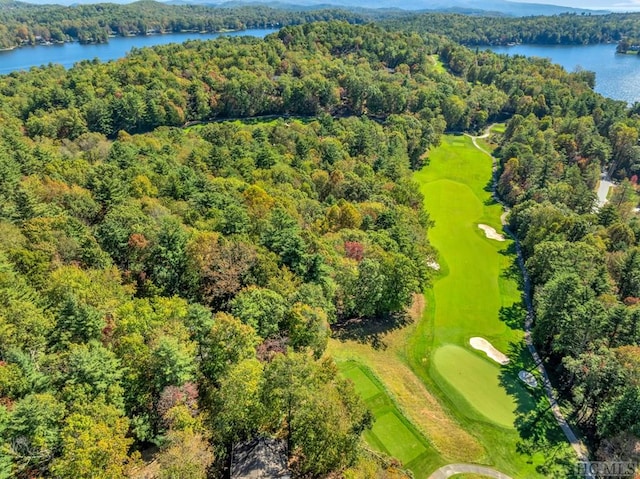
[338,361,437,470]
[372,412,427,464]
[342,364,383,401]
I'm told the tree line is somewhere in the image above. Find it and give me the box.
[491,75,640,467]
[0,0,381,49]
[384,12,640,46]
[7,0,640,52]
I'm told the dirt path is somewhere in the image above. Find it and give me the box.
[467,125,594,479]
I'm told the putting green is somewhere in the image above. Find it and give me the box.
[432,344,516,428]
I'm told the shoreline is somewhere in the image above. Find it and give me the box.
[0,28,252,52]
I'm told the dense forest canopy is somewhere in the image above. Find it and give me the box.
[384,11,640,45]
[0,21,448,478]
[0,0,380,48]
[5,0,640,50]
[1,15,640,477]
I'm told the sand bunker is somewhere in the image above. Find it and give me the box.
[469,337,510,365]
[519,370,538,388]
[478,224,505,241]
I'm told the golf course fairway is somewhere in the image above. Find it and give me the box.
[415,134,530,425]
[330,132,568,478]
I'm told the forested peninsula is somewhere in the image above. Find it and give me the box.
[0,18,639,479]
[5,0,640,50]
[385,12,640,46]
[0,0,378,49]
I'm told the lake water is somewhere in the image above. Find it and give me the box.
[487,43,640,104]
[0,28,277,75]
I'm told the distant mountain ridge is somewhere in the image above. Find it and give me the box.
[18,0,610,16]
[208,0,608,16]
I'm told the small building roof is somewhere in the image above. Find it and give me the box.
[231,437,290,479]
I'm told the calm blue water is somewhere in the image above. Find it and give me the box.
[0,29,277,75]
[487,43,640,104]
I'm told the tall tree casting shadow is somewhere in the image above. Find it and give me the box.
[331,312,412,350]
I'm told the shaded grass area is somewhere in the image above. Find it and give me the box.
[490,123,506,135]
[338,361,440,475]
[429,54,446,73]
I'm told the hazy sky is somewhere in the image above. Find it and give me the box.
[509,0,640,10]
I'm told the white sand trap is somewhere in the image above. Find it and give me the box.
[478,224,505,241]
[519,370,538,388]
[427,260,440,271]
[469,337,510,365]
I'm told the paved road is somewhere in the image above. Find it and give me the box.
[597,172,615,208]
[428,463,513,479]
[468,126,595,479]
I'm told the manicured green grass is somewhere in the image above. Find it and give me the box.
[333,134,570,479]
[409,134,559,476]
[415,135,522,351]
[372,412,427,463]
[431,345,519,428]
[342,364,383,401]
[338,361,440,475]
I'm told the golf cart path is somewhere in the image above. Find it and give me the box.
[464,126,594,479]
[428,463,513,479]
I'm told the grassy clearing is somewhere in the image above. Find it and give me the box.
[429,54,446,73]
[490,123,506,135]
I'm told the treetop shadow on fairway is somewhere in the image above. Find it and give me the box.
[331,312,412,350]
[499,303,527,330]
[483,178,495,196]
[499,341,540,417]
[499,252,525,290]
